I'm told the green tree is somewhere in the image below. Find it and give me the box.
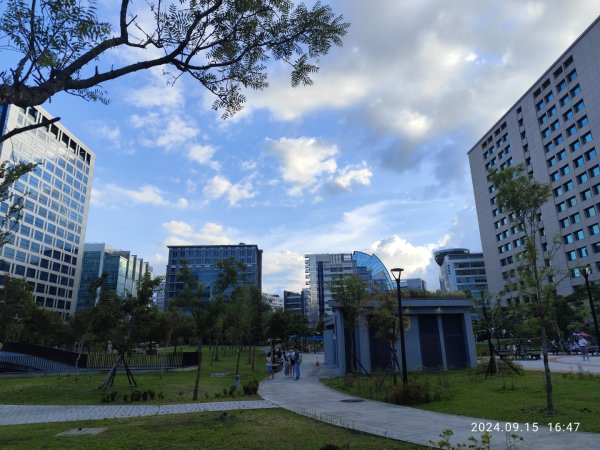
[172,260,209,401]
[368,290,402,384]
[0,161,38,246]
[0,0,349,142]
[0,275,37,343]
[331,275,369,373]
[489,164,556,411]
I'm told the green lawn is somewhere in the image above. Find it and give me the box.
[0,409,423,450]
[0,346,265,404]
[322,367,600,432]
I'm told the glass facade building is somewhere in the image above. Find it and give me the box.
[434,248,487,299]
[165,244,263,307]
[0,105,95,318]
[76,243,151,312]
[305,251,393,324]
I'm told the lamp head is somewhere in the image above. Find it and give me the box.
[391,267,404,281]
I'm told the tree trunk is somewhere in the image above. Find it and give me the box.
[540,323,554,411]
[192,335,203,401]
[235,341,242,375]
[391,339,398,386]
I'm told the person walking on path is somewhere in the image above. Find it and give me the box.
[294,349,302,380]
[578,336,590,360]
[289,348,295,378]
[266,352,274,379]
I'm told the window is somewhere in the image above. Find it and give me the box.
[578,247,589,258]
[557,150,567,160]
[556,202,567,212]
[547,156,557,167]
[575,229,585,241]
[566,250,577,261]
[541,128,551,138]
[564,234,574,244]
[554,135,564,145]
[571,141,582,152]
[545,142,554,153]
[567,196,577,207]
[564,180,574,191]
[548,105,557,117]
[574,155,585,167]
[585,206,596,218]
[578,116,589,128]
[551,120,560,131]
[581,189,592,201]
[546,92,554,102]
[567,70,577,83]
[571,85,582,97]
[539,114,548,125]
[536,100,545,111]
[590,224,600,235]
[550,171,560,182]
[577,172,588,184]
[554,186,564,197]
[564,109,574,121]
[574,100,585,113]
[560,217,570,228]
[567,124,577,136]
[557,80,567,92]
[560,165,570,176]
[582,132,593,144]
[560,95,570,107]
[586,148,597,160]
[594,243,600,253]
[590,165,600,177]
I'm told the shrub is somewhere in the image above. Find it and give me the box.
[388,381,431,405]
[243,378,259,395]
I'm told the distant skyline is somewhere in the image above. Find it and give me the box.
[16,1,600,295]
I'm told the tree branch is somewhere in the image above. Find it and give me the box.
[0,116,60,144]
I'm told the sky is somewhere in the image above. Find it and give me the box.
[16,0,600,296]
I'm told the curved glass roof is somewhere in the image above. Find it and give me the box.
[352,251,394,291]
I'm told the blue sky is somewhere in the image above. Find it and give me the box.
[24,0,600,295]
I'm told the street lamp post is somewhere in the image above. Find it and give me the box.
[391,268,408,384]
[581,266,600,349]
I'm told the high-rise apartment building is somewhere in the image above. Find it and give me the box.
[305,251,393,323]
[164,244,262,307]
[433,248,487,298]
[76,243,151,312]
[469,17,600,301]
[0,105,95,318]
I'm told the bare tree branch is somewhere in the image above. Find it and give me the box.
[0,116,60,144]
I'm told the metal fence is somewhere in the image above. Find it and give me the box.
[86,351,184,369]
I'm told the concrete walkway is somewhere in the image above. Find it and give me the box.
[517,353,600,373]
[258,352,600,450]
[0,400,276,426]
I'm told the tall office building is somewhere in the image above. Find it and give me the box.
[305,251,393,323]
[468,17,600,302]
[76,243,152,312]
[433,248,487,299]
[283,289,307,315]
[164,244,262,307]
[0,105,95,318]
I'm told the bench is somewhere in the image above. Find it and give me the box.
[526,351,541,359]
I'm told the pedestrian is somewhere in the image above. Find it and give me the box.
[578,336,590,361]
[283,352,290,376]
[289,348,295,378]
[294,348,302,380]
[266,351,274,379]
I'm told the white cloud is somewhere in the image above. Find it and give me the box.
[86,121,122,149]
[187,144,220,170]
[162,221,237,246]
[91,183,189,208]
[203,175,256,206]
[262,250,306,294]
[268,137,338,196]
[335,163,373,190]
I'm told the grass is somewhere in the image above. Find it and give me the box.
[322,365,600,432]
[0,408,423,450]
[0,346,264,405]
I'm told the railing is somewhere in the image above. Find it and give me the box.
[86,351,184,369]
[0,352,76,373]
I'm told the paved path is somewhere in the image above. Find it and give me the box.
[0,400,276,425]
[517,353,600,373]
[258,353,600,450]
